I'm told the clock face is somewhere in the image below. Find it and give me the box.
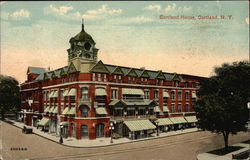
[84,42,91,51]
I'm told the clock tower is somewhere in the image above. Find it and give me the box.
[67,20,99,73]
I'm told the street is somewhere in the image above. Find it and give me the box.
[1,121,249,160]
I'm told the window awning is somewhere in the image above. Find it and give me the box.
[124,119,156,132]
[38,118,50,126]
[95,88,107,96]
[52,90,58,98]
[52,107,58,114]
[63,89,69,97]
[62,107,69,115]
[60,122,68,126]
[44,107,50,113]
[49,91,55,98]
[49,107,55,113]
[185,116,197,123]
[169,117,187,124]
[163,92,170,98]
[155,118,173,126]
[192,91,197,99]
[122,88,144,95]
[123,100,156,106]
[109,99,125,106]
[163,106,169,112]
[95,107,107,115]
[67,107,76,115]
[68,88,76,96]
[154,106,161,112]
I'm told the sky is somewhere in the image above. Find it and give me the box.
[0,1,249,83]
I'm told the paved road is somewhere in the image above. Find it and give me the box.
[1,121,249,160]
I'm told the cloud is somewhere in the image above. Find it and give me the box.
[44,4,122,20]
[0,1,6,5]
[9,9,31,20]
[246,17,249,25]
[165,3,192,13]
[1,9,31,20]
[145,4,161,11]
[45,4,73,16]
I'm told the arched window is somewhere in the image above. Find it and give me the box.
[81,87,88,100]
[81,125,88,138]
[79,105,89,117]
[171,91,176,100]
[96,123,105,138]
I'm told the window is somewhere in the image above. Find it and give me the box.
[185,104,189,112]
[118,75,121,80]
[60,90,64,100]
[141,78,143,82]
[96,123,105,138]
[185,82,189,88]
[178,104,182,112]
[114,75,117,80]
[144,91,149,99]
[178,91,182,100]
[80,105,89,117]
[81,87,88,100]
[171,91,175,100]
[92,73,96,81]
[43,92,46,101]
[185,92,190,100]
[138,108,145,115]
[175,81,179,87]
[128,77,131,81]
[171,104,175,113]
[192,82,196,88]
[154,90,159,99]
[46,91,49,100]
[81,125,88,138]
[104,74,107,82]
[111,89,118,99]
[98,73,102,81]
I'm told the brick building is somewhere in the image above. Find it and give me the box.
[20,22,205,140]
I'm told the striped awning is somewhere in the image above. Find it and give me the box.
[44,107,50,113]
[95,107,107,115]
[63,89,69,97]
[62,107,69,115]
[192,91,197,99]
[163,92,170,98]
[185,116,197,123]
[49,107,55,113]
[122,88,144,95]
[163,106,169,112]
[37,118,50,126]
[68,107,76,115]
[68,88,76,96]
[169,117,187,124]
[154,106,161,112]
[52,90,58,98]
[95,88,107,96]
[124,119,156,132]
[49,91,55,98]
[52,107,58,114]
[155,118,173,126]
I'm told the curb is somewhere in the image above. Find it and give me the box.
[3,120,200,148]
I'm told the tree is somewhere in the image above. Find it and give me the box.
[0,75,21,120]
[194,61,250,149]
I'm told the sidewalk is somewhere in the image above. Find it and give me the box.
[197,143,249,160]
[6,119,198,148]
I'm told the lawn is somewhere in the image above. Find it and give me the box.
[208,146,244,156]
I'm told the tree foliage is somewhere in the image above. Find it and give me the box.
[194,61,250,149]
[0,74,21,120]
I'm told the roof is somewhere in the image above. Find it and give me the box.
[28,67,45,75]
[72,25,95,44]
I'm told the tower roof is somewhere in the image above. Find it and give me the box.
[72,21,95,44]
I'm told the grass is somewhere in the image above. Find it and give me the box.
[208,146,244,156]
